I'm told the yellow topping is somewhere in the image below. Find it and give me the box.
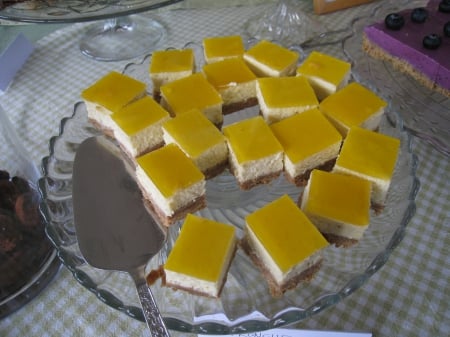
[81,71,146,113]
[336,126,400,180]
[164,214,236,282]
[304,170,371,226]
[222,116,283,163]
[111,96,170,135]
[246,195,328,273]
[203,35,245,61]
[163,109,225,157]
[160,73,223,115]
[136,144,204,198]
[244,40,299,72]
[297,51,351,86]
[270,109,342,163]
[257,76,318,108]
[149,49,194,74]
[203,58,257,90]
[319,82,387,128]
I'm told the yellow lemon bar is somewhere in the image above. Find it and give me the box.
[203,58,257,114]
[203,35,245,63]
[256,76,319,124]
[164,214,237,298]
[244,40,299,77]
[300,169,372,247]
[296,51,351,101]
[333,126,400,207]
[149,49,195,96]
[244,194,328,297]
[81,71,146,131]
[162,109,228,178]
[270,109,342,186]
[160,73,223,127]
[135,144,205,226]
[111,96,170,158]
[222,116,283,189]
[319,82,387,136]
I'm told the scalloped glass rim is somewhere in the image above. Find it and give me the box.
[0,0,183,23]
[39,43,420,334]
[342,0,450,156]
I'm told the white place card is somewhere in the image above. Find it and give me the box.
[199,328,372,337]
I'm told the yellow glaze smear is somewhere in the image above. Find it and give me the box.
[271,109,342,162]
[81,71,146,113]
[112,96,169,135]
[246,195,328,273]
[319,82,387,127]
[163,109,225,157]
[203,58,256,90]
[161,73,223,115]
[257,76,318,108]
[149,49,194,73]
[245,40,299,72]
[296,51,351,85]
[336,126,400,180]
[203,35,245,60]
[164,214,236,282]
[222,116,283,163]
[304,170,371,226]
[136,144,204,198]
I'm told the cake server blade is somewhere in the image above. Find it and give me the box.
[72,136,170,337]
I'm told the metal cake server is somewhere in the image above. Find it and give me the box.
[72,136,170,337]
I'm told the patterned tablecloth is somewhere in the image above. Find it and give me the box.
[0,1,449,336]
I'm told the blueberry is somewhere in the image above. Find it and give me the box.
[411,8,428,23]
[445,21,450,37]
[439,0,450,13]
[385,13,405,30]
[423,34,442,49]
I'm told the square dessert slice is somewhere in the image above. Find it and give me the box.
[162,109,228,179]
[222,116,283,190]
[296,51,351,101]
[149,49,195,99]
[299,169,372,247]
[81,71,147,134]
[243,194,328,297]
[164,214,237,298]
[243,40,299,77]
[203,35,245,63]
[270,109,342,186]
[135,143,206,226]
[319,82,387,136]
[203,58,258,114]
[111,95,171,158]
[333,126,400,209]
[160,73,223,127]
[256,76,319,124]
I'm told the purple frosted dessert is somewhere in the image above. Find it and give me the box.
[363,0,450,97]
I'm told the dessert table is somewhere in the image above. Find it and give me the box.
[0,1,449,336]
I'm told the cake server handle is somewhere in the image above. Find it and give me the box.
[129,265,171,337]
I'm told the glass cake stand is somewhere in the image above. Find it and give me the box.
[0,0,184,61]
[39,39,420,334]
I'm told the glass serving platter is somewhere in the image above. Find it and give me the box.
[0,0,182,23]
[343,0,450,156]
[39,40,420,334]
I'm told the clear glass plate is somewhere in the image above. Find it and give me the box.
[342,0,450,156]
[39,41,420,334]
[0,0,182,23]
